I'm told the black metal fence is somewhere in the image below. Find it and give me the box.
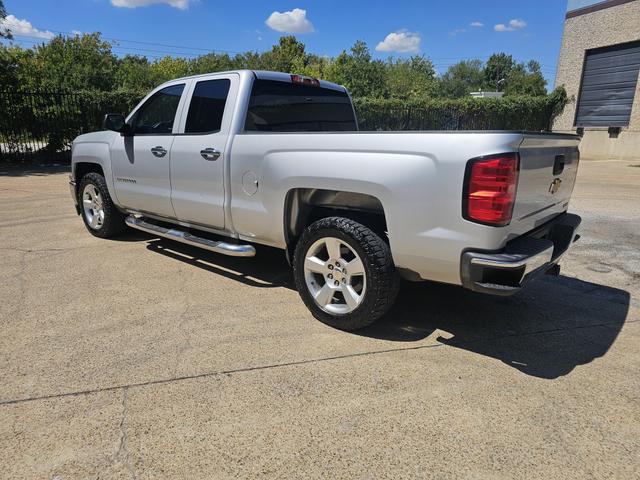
[352,97,560,132]
[0,91,561,164]
[0,91,143,163]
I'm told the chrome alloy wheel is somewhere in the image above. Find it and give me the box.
[82,183,105,230]
[303,236,366,315]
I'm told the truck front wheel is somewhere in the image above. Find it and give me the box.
[293,217,400,331]
[78,172,126,238]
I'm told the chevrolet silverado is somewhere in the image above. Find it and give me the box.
[69,70,582,330]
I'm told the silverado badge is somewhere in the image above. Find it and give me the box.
[549,178,562,194]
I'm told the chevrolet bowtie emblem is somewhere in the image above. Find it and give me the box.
[549,178,562,194]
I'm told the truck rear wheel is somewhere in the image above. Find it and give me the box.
[293,217,400,331]
[78,172,126,238]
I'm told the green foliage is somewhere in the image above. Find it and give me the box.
[480,53,547,95]
[0,33,569,161]
[384,56,438,100]
[325,41,388,98]
[0,45,26,90]
[504,60,547,96]
[483,53,515,91]
[0,0,11,39]
[262,35,307,73]
[0,89,146,161]
[354,90,568,131]
[439,59,484,98]
[1,34,551,100]
[115,55,154,91]
[15,33,118,92]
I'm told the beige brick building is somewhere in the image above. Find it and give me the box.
[554,0,640,159]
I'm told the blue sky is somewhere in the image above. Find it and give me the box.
[2,0,570,86]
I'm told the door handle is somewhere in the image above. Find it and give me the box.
[151,146,167,158]
[200,148,221,161]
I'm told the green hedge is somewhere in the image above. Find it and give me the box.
[1,88,567,162]
[353,89,568,131]
[0,90,145,161]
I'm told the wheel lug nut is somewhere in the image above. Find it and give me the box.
[342,278,346,283]
[328,265,333,270]
[328,274,333,279]
[335,261,340,267]
[334,280,339,286]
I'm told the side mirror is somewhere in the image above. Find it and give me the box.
[103,114,131,136]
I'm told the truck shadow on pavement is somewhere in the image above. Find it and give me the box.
[144,237,630,380]
[364,277,630,379]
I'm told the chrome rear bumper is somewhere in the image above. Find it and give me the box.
[460,213,581,295]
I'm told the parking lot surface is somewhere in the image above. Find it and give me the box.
[0,160,638,479]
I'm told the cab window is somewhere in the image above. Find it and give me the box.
[185,79,231,134]
[244,79,357,132]
[132,84,185,135]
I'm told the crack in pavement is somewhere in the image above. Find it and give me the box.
[115,388,136,480]
[172,303,194,377]
[92,387,136,480]
[0,214,77,228]
[0,316,636,408]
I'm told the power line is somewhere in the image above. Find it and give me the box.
[2,22,557,74]
[8,34,212,58]
[0,20,246,56]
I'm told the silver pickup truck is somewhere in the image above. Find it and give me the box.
[69,70,582,330]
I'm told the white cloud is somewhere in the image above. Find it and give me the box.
[0,15,54,39]
[375,30,421,53]
[72,30,82,36]
[470,21,484,27]
[265,8,314,34]
[111,0,191,9]
[494,18,527,32]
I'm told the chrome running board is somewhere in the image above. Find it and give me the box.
[125,216,256,257]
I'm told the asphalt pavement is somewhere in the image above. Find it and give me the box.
[0,159,638,479]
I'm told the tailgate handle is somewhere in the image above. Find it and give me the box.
[553,155,565,175]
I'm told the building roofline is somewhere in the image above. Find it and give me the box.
[566,0,638,19]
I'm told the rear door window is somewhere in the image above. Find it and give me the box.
[244,79,357,132]
[185,79,231,134]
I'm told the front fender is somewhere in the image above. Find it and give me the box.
[72,136,117,204]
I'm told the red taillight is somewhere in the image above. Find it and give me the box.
[291,74,320,87]
[463,153,519,226]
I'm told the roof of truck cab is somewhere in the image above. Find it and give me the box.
[161,69,348,92]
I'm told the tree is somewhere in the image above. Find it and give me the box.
[148,55,190,85]
[116,55,154,91]
[504,60,547,96]
[0,0,12,39]
[189,52,235,75]
[18,33,117,91]
[483,53,515,91]
[439,59,484,98]
[325,41,387,98]
[262,36,308,73]
[1,32,552,99]
[385,55,437,100]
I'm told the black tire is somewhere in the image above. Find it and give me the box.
[78,172,126,238]
[293,216,400,331]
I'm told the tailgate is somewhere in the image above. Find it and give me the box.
[510,133,581,236]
